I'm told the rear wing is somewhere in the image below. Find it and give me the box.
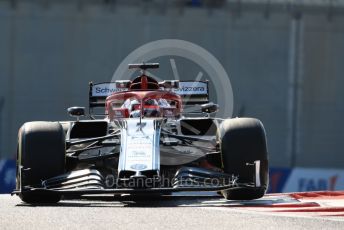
[89,80,209,113]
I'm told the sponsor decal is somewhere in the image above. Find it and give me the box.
[172,81,208,95]
[268,167,344,193]
[297,175,338,192]
[92,83,128,97]
[282,168,344,192]
[130,164,147,170]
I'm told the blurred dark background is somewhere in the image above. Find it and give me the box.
[0,0,343,173]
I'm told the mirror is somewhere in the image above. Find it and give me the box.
[201,103,219,113]
[67,107,85,118]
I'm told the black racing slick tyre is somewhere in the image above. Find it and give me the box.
[16,122,65,204]
[218,118,269,200]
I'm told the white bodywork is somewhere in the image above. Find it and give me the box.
[118,119,161,173]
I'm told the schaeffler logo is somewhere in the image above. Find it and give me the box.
[111,39,233,118]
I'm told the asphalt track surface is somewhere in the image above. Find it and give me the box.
[0,193,343,230]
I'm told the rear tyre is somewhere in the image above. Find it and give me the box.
[218,118,269,200]
[17,122,65,204]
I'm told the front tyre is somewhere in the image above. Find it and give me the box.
[218,118,269,200]
[16,122,66,204]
